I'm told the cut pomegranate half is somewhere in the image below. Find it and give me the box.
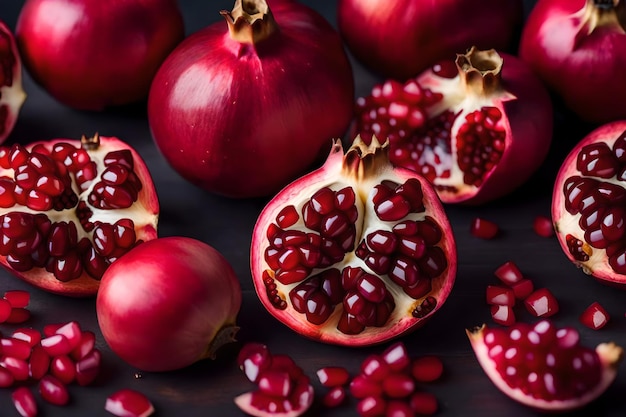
[467,321,623,412]
[0,134,159,296]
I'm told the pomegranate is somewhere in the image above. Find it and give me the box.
[580,302,610,330]
[336,0,523,80]
[148,0,354,198]
[0,20,25,145]
[250,137,456,346]
[96,237,242,372]
[353,47,553,205]
[105,389,155,417]
[519,0,626,123]
[552,121,626,285]
[0,134,158,296]
[467,320,623,411]
[15,0,184,110]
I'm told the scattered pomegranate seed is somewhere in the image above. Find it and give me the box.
[579,302,610,330]
[524,288,559,317]
[105,389,154,417]
[0,298,12,322]
[317,366,350,387]
[411,355,444,383]
[237,342,271,383]
[490,304,516,326]
[382,373,415,398]
[40,334,73,357]
[381,341,411,372]
[6,308,31,324]
[494,261,524,285]
[39,374,70,406]
[3,290,30,308]
[349,374,383,399]
[357,395,386,417]
[409,391,438,415]
[12,386,38,417]
[470,217,499,239]
[532,215,554,237]
[510,278,534,300]
[322,386,347,408]
[485,285,515,306]
[361,354,391,381]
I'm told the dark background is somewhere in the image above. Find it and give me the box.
[1,0,625,416]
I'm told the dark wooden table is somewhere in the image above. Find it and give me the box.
[0,0,625,416]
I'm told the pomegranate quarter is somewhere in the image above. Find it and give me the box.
[250,137,457,346]
[553,121,626,286]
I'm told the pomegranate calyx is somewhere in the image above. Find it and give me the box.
[456,47,507,98]
[582,0,625,38]
[203,324,240,360]
[80,133,100,151]
[221,0,277,45]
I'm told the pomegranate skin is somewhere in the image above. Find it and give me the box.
[148,0,355,198]
[96,237,242,372]
[520,0,626,123]
[0,20,26,145]
[15,0,184,111]
[337,0,523,80]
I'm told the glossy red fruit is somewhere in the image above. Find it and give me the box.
[519,0,626,123]
[467,321,623,411]
[524,288,559,318]
[16,0,184,110]
[0,134,158,296]
[411,355,444,383]
[494,261,524,286]
[553,121,626,286]
[470,218,499,239]
[97,237,242,372]
[337,0,523,80]
[39,374,69,406]
[580,302,610,330]
[148,0,354,198]
[317,366,350,387]
[105,389,155,417]
[251,138,456,346]
[490,304,516,327]
[485,285,515,306]
[533,215,554,238]
[12,386,37,417]
[0,20,26,145]
[353,47,553,205]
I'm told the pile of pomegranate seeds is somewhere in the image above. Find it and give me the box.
[470,217,499,239]
[579,302,610,330]
[487,261,560,326]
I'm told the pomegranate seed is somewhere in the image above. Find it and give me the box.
[524,288,559,317]
[411,355,444,383]
[316,366,350,387]
[533,215,554,237]
[6,307,30,324]
[54,321,82,350]
[12,386,38,417]
[485,285,515,306]
[0,298,11,322]
[386,400,414,417]
[579,302,610,330]
[494,261,523,285]
[29,345,51,380]
[470,217,499,239]
[357,395,386,417]
[490,304,516,326]
[381,342,411,372]
[75,348,101,386]
[12,328,42,346]
[3,290,30,308]
[258,370,293,397]
[322,385,346,408]
[0,366,14,387]
[1,337,33,359]
[3,356,30,380]
[50,355,76,384]
[40,334,73,356]
[39,374,70,406]
[105,389,155,417]
[361,354,391,381]
[409,391,438,415]
[382,373,415,398]
[349,374,383,399]
[71,330,96,361]
[510,279,534,299]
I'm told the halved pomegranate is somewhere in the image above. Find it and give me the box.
[0,134,159,296]
[467,321,623,412]
[0,20,26,145]
[250,137,456,346]
[552,121,626,285]
[353,46,553,205]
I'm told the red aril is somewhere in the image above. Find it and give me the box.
[411,356,444,383]
[520,0,626,123]
[409,391,438,416]
[6,307,30,323]
[28,345,50,380]
[0,297,11,322]
[12,386,37,417]
[490,304,516,327]
[105,389,154,417]
[552,121,626,285]
[50,355,75,384]
[511,279,534,300]
[38,374,69,406]
[470,217,499,239]
[237,343,272,384]
[3,289,29,308]
[1,337,32,359]
[467,321,623,411]
[0,20,26,145]
[524,288,559,318]
[485,285,515,306]
[96,237,242,372]
[74,348,101,386]
[336,0,523,80]
[357,395,386,417]
[382,373,415,398]
[0,134,158,296]
[12,327,41,346]
[322,386,347,408]
[580,302,610,330]
[250,138,456,346]
[533,215,554,238]
[350,374,383,399]
[0,366,13,387]
[148,0,354,198]
[494,261,524,286]
[16,0,184,110]
[353,47,553,205]
[316,366,350,387]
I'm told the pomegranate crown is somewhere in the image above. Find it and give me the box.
[220,0,276,44]
[341,135,393,181]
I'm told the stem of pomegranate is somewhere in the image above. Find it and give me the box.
[220,0,277,45]
[203,324,240,360]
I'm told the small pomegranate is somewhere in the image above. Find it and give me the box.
[0,20,26,145]
[467,320,623,411]
[353,47,553,205]
[250,137,456,346]
[0,134,159,296]
[552,121,626,285]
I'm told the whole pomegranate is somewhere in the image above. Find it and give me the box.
[148,0,354,198]
[552,121,626,286]
[0,134,159,296]
[250,137,457,346]
[468,321,623,411]
[96,237,242,372]
[0,20,26,144]
[353,47,553,205]
[337,0,523,80]
[15,0,184,110]
[520,0,626,123]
